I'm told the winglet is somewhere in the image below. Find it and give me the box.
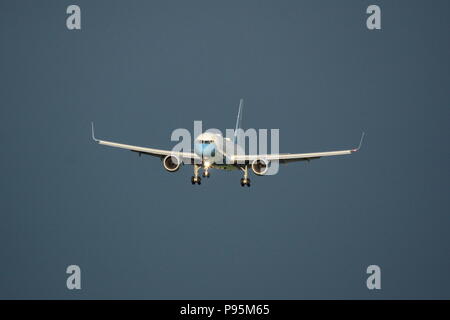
[91,122,99,142]
[352,132,365,152]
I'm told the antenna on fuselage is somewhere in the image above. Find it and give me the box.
[233,98,244,144]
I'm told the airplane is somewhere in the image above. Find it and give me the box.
[91,99,364,187]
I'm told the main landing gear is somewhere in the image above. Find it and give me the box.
[240,178,250,187]
[240,165,251,187]
[191,164,201,185]
[190,163,252,187]
[191,176,201,185]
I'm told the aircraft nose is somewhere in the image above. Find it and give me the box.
[195,143,216,158]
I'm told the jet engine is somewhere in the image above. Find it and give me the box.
[163,155,182,172]
[251,159,269,175]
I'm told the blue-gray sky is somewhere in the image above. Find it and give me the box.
[0,0,449,299]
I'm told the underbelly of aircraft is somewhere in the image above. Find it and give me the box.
[212,164,237,171]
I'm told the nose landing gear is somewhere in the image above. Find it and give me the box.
[202,170,210,178]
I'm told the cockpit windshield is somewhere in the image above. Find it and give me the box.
[199,140,213,144]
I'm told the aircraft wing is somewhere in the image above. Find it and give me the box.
[231,133,365,164]
[91,123,200,162]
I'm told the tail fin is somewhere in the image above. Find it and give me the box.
[233,98,244,143]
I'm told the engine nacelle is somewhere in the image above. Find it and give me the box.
[251,159,269,176]
[163,155,182,172]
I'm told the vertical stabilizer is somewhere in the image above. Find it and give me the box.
[233,99,244,143]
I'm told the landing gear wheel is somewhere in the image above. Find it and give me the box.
[202,171,210,178]
[240,178,251,187]
[191,176,201,185]
[240,165,251,187]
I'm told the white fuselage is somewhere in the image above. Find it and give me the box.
[193,132,243,170]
